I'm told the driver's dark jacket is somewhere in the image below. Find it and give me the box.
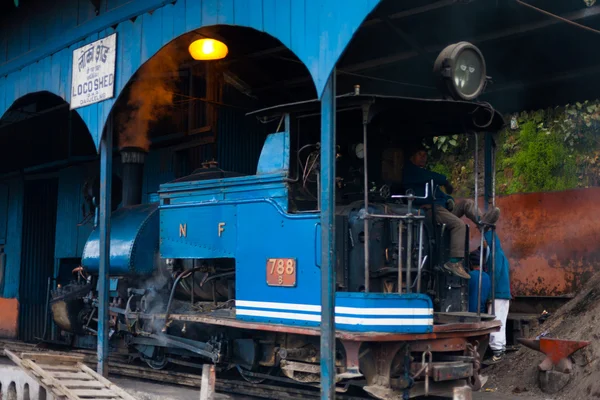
[401,161,453,207]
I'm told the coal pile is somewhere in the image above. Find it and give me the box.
[484,271,600,399]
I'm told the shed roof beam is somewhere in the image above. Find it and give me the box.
[362,0,463,28]
[0,103,70,129]
[253,4,600,93]
[223,0,464,64]
[484,63,600,95]
[344,4,600,73]
[378,14,432,69]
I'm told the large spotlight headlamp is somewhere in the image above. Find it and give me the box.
[433,42,487,101]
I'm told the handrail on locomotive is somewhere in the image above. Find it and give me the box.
[354,100,498,317]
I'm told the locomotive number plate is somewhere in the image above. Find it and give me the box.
[266,258,297,287]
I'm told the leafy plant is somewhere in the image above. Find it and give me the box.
[432,135,459,153]
[500,121,577,193]
[423,99,600,196]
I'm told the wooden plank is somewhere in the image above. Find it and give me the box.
[61,380,105,389]
[78,363,138,400]
[22,352,85,363]
[4,349,64,397]
[37,365,81,371]
[199,364,216,400]
[20,359,77,399]
[51,372,94,380]
[39,377,104,389]
[72,389,118,398]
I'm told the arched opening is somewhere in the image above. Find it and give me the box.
[0,91,97,342]
[38,386,46,400]
[7,382,16,400]
[0,92,97,174]
[103,24,316,201]
[23,383,30,400]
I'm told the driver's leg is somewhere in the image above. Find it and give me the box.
[434,206,470,279]
[453,199,500,225]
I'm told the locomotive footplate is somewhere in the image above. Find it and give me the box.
[128,310,501,341]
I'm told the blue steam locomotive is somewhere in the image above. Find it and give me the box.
[50,42,504,398]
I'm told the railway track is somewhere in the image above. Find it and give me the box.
[0,339,370,399]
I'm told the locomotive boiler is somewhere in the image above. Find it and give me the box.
[50,42,505,399]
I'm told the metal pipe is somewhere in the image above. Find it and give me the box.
[366,213,427,220]
[319,73,337,400]
[164,267,205,321]
[491,143,497,315]
[398,221,403,293]
[491,229,496,315]
[42,277,51,341]
[98,114,113,377]
[474,133,479,222]
[492,142,496,209]
[191,271,195,306]
[416,219,424,293]
[212,281,217,306]
[362,116,370,293]
[477,228,485,318]
[406,218,413,293]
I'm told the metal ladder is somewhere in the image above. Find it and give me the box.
[5,349,137,400]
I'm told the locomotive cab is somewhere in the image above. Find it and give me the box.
[246,93,504,312]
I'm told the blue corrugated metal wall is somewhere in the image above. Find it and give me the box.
[55,166,96,259]
[217,106,268,175]
[0,0,134,67]
[2,178,23,299]
[0,0,380,149]
[0,183,8,245]
[143,148,175,200]
[19,178,58,342]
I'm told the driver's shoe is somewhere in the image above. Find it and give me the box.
[443,261,471,279]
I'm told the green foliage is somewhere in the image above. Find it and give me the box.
[428,163,451,178]
[499,121,577,194]
[428,99,600,196]
[432,135,460,153]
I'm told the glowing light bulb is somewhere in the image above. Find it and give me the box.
[189,38,228,60]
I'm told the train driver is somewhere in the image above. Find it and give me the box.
[401,143,500,280]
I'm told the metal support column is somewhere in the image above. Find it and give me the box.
[320,72,337,400]
[483,132,497,315]
[97,116,113,376]
[484,133,493,211]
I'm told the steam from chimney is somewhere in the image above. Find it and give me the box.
[119,47,181,151]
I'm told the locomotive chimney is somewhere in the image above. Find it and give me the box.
[120,146,147,207]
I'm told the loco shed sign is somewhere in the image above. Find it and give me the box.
[70,33,117,109]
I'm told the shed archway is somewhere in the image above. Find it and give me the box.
[98,24,317,204]
[0,91,97,341]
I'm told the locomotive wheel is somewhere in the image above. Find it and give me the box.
[142,348,169,370]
